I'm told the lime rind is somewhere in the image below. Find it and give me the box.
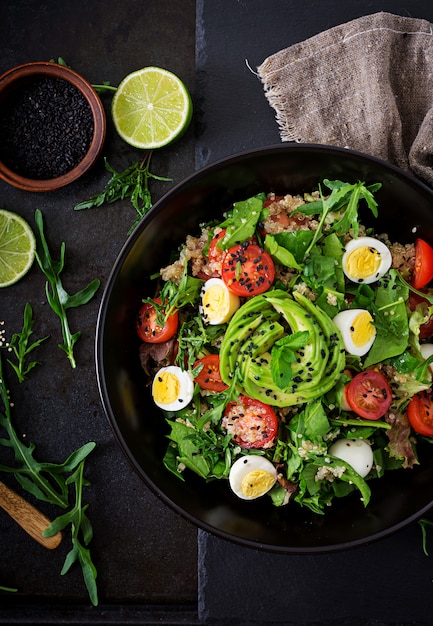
[112,66,193,149]
[0,209,36,287]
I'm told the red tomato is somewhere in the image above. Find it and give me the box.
[222,395,279,449]
[136,298,178,343]
[193,354,228,392]
[208,229,226,260]
[264,195,285,207]
[409,292,433,340]
[197,229,227,279]
[407,390,433,436]
[221,243,275,296]
[413,238,433,290]
[346,370,392,420]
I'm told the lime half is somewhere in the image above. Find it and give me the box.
[0,209,36,287]
[112,66,193,149]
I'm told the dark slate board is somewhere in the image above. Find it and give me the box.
[195,1,433,624]
[0,1,198,623]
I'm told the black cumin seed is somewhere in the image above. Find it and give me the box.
[0,77,94,179]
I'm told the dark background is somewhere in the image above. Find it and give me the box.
[2,1,433,625]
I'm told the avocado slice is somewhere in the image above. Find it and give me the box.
[219,289,345,407]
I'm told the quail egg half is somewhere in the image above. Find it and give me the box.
[332,308,376,356]
[229,455,277,500]
[343,236,392,284]
[199,277,240,325]
[152,365,194,411]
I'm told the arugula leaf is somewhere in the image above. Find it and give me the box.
[74,153,171,234]
[34,210,100,369]
[44,460,98,606]
[271,330,310,388]
[326,179,380,237]
[0,353,98,604]
[419,517,433,556]
[218,194,266,249]
[304,180,381,257]
[4,303,49,383]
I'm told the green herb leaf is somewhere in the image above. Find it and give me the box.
[218,194,266,249]
[271,330,310,388]
[34,210,100,368]
[4,303,49,382]
[304,180,381,258]
[44,459,98,606]
[74,153,171,234]
[264,234,301,269]
[363,269,409,367]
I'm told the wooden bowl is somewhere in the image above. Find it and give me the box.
[0,61,106,192]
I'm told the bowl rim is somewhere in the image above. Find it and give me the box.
[95,142,433,554]
[0,61,106,192]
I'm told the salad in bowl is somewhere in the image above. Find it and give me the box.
[135,178,433,515]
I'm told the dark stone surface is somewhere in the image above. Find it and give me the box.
[0,0,197,619]
[4,0,433,624]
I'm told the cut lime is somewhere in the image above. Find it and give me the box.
[0,209,36,287]
[112,66,193,149]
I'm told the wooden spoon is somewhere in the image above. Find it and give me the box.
[0,480,62,549]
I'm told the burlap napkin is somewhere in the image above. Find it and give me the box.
[257,12,433,186]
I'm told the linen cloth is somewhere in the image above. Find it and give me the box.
[257,12,433,185]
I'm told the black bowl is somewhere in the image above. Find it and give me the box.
[96,144,433,554]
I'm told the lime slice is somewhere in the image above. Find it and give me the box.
[0,209,36,287]
[112,66,193,149]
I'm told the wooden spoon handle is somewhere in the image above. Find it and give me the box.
[0,481,62,549]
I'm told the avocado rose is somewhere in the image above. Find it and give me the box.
[219,289,345,407]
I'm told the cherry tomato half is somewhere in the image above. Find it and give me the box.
[221,243,275,296]
[413,238,433,290]
[264,195,285,207]
[136,298,179,344]
[197,229,227,279]
[222,395,279,449]
[407,390,433,437]
[346,370,392,420]
[193,354,228,392]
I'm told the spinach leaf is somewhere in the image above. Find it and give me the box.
[273,230,315,264]
[303,400,331,440]
[218,193,266,249]
[264,234,301,270]
[364,270,409,367]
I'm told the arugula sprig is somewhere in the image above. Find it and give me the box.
[43,460,98,606]
[145,261,203,327]
[303,179,381,257]
[4,303,49,383]
[0,353,98,604]
[74,153,172,234]
[34,209,100,369]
